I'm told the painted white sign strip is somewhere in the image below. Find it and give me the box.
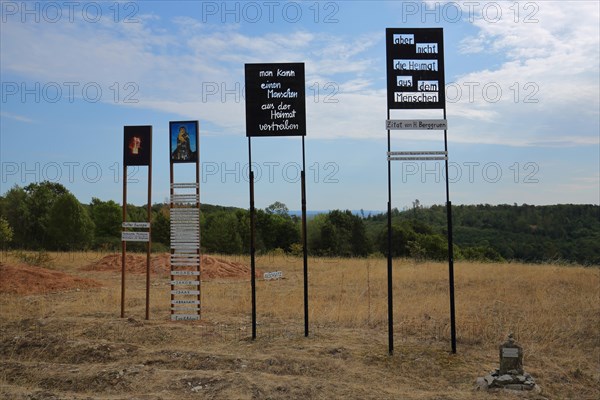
[171,314,200,321]
[171,263,200,267]
[388,156,447,161]
[172,300,201,305]
[171,183,199,188]
[171,245,200,250]
[171,280,200,286]
[171,290,200,295]
[121,231,150,242]
[122,222,150,228]
[171,270,200,276]
[388,151,447,156]
[386,119,447,130]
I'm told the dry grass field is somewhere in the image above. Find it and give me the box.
[0,251,598,399]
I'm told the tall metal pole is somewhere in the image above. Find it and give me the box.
[169,162,174,319]
[443,107,457,354]
[248,137,257,340]
[196,139,201,319]
[146,148,152,320]
[301,136,309,337]
[386,108,394,355]
[121,166,127,318]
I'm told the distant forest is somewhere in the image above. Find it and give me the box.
[1,182,598,265]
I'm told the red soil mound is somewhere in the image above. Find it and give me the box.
[0,263,102,295]
[83,253,257,280]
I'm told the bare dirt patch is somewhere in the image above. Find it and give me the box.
[0,263,101,295]
[82,253,258,280]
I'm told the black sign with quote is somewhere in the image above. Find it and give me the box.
[245,62,306,137]
[386,28,445,110]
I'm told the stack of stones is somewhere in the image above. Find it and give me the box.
[476,333,539,392]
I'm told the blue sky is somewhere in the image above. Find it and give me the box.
[1,1,598,211]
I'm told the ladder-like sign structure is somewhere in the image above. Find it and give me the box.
[169,121,201,321]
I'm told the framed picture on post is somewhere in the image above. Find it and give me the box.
[124,125,152,166]
[170,120,199,163]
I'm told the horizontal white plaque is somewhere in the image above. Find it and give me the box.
[386,119,447,130]
[171,183,199,188]
[264,271,283,280]
[171,270,200,276]
[171,314,200,321]
[171,280,200,286]
[172,300,200,305]
[388,151,446,156]
[122,222,150,228]
[121,231,150,242]
[502,348,519,358]
[171,306,200,311]
[171,290,200,295]
[388,156,447,161]
[171,263,200,267]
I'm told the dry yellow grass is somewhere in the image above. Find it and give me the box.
[0,251,598,399]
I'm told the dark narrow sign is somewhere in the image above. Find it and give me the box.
[386,28,445,110]
[245,62,306,137]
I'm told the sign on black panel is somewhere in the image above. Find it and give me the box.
[245,62,306,137]
[386,28,445,110]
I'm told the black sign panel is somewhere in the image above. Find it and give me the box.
[386,28,445,110]
[124,125,152,166]
[245,62,306,137]
[169,120,199,163]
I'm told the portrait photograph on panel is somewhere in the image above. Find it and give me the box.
[170,121,198,163]
[123,125,152,166]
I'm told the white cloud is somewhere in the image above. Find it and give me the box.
[0,111,34,123]
[1,2,598,147]
[449,1,600,146]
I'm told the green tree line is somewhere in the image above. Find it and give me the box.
[1,183,598,265]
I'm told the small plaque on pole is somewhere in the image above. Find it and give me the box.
[386,119,447,130]
[121,231,150,242]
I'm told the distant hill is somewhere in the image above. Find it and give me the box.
[364,204,600,265]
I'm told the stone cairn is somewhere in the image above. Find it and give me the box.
[475,333,539,392]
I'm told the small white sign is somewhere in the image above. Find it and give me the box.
[502,348,520,358]
[171,270,200,276]
[171,280,200,286]
[386,119,447,130]
[121,231,150,242]
[122,222,150,228]
[171,290,200,295]
[172,300,200,305]
[264,271,283,280]
[171,314,199,321]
